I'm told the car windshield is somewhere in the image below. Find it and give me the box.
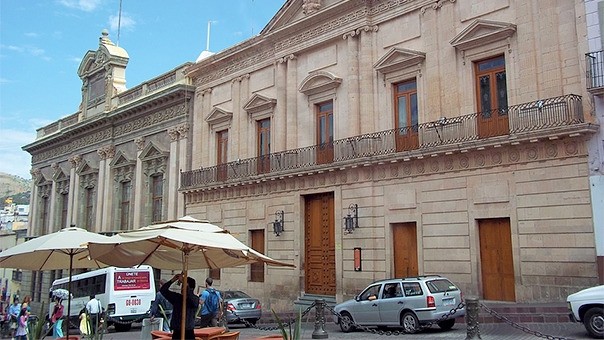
[426,279,458,293]
[223,291,251,299]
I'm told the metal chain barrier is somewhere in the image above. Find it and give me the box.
[479,303,575,340]
[235,301,317,332]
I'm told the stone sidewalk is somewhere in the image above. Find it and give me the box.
[66,320,591,340]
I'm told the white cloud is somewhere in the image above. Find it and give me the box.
[24,32,39,38]
[1,44,48,60]
[6,45,24,52]
[58,0,101,12]
[109,12,136,32]
[0,78,9,84]
[0,128,36,179]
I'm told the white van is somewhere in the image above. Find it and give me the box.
[50,266,156,332]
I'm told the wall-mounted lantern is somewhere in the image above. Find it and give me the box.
[343,203,358,234]
[272,210,284,236]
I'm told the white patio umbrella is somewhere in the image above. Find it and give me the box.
[85,216,295,339]
[0,226,111,340]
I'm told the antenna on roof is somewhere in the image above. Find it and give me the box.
[206,20,211,51]
[117,0,123,46]
[196,20,215,62]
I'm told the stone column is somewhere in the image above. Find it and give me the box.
[167,127,181,220]
[28,168,41,237]
[95,146,112,232]
[101,145,115,232]
[231,77,242,157]
[68,155,82,227]
[133,137,145,229]
[200,89,213,167]
[285,54,297,149]
[275,59,287,151]
[343,30,360,137]
[240,74,250,158]
[192,90,204,170]
[177,124,189,218]
[358,25,378,134]
[48,164,59,232]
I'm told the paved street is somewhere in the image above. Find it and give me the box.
[59,321,593,340]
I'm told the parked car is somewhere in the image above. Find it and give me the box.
[334,275,465,333]
[567,285,604,339]
[222,290,262,325]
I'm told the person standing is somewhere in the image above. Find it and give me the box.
[150,279,173,332]
[160,274,199,340]
[8,298,20,339]
[14,307,28,340]
[85,294,102,336]
[78,307,90,336]
[50,298,64,338]
[198,277,222,328]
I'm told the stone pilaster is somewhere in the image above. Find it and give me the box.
[133,137,145,229]
[343,31,360,136]
[286,54,297,149]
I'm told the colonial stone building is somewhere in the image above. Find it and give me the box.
[22,31,194,305]
[180,0,601,309]
[584,0,604,285]
[22,0,603,314]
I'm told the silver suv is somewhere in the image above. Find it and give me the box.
[334,275,465,333]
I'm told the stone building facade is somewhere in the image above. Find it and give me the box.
[22,31,194,306]
[584,0,604,284]
[180,0,601,310]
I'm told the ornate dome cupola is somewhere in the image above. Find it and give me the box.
[77,29,129,118]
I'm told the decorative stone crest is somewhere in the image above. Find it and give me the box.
[168,127,180,142]
[302,0,321,15]
[69,155,82,168]
[176,123,190,138]
[134,137,146,151]
[98,145,116,160]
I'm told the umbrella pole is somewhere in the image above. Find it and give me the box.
[181,252,189,340]
[66,253,73,340]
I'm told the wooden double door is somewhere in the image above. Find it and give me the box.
[479,218,516,301]
[392,222,418,278]
[304,193,336,295]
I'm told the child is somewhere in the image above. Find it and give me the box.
[14,307,28,340]
[79,307,90,336]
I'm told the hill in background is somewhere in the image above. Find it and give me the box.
[0,172,31,205]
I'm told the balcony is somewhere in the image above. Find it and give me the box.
[180,94,589,190]
[586,50,604,95]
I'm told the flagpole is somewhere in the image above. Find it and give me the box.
[117,0,122,46]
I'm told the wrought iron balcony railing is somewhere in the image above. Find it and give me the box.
[586,50,604,92]
[180,94,584,189]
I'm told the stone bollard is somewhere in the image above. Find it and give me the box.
[311,299,328,339]
[465,296,481,340]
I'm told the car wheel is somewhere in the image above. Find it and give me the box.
[583,307,604,339]
[437,318,456,330]
[338,312,355,333]
[401,312,419,334]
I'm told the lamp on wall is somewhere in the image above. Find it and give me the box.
[343,203,358,234]
[272,210,284,236]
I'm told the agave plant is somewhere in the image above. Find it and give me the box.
[271,309,301,340]
[28,301,46,340]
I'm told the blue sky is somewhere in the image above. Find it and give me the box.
[0,0,283,179]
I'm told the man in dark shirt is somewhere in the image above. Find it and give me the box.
[160,274,199,340]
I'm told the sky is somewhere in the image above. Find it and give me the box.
[0,0,284,179]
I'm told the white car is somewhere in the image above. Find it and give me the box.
[334,275,465,333]
[567,285,604,339]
